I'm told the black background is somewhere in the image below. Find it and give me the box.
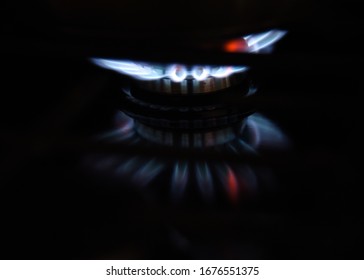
[1,0,363,259]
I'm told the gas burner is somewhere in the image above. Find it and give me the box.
[91,29,286,94]
[83,29,289,205]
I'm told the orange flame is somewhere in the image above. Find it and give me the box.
[224,38,248,53]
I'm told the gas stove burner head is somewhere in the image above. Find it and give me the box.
[133,67,247,94]
[118,83,256,130]
[91,29,286,94]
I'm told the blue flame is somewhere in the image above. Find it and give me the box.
[91,60,248,82]
[91,30,286,81]
[245,30,287,53]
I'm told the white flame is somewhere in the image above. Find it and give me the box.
[192,66,210,81]
[92,60,166,80]
[209,66,247,78]
[92,61,248,81]
[166,65,188,82]
[92,29,286,82]
[245,30,287,53]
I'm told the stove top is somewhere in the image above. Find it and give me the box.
[1,0,363,260]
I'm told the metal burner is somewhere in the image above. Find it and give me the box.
[118,82,255,129]
[136,71,247,94]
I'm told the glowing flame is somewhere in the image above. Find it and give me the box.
[245,30,287,53]
[191,66,210,81]
[224,38,248,53]
[167,65,188,82]
[92,60,247,82]
[92,60,166,80]
[91,29,286,82]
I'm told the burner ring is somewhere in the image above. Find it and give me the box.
[135,71,247,94]
[117,84,256,130]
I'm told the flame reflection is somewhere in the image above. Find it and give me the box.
[171,161,189,201]
[226,166,239,203]
[84,111,289,204]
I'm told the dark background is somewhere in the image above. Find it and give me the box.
[1,0,363,259]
